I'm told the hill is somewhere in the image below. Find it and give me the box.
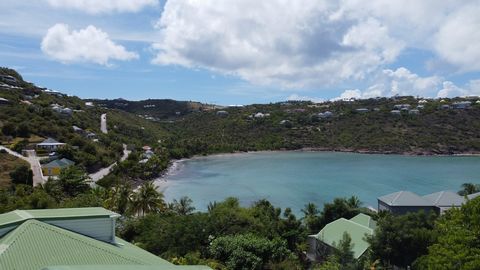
[154,97,480,157]
[0,67,169,179]
[87,98,218,120]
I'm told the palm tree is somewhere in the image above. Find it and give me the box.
[347,196,362,209]
[301,202,319,219]
[171,196,195,215]
[458,183,480,196]
[131,181,165,216]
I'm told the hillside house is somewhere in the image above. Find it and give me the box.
[423,191,465,214]
[0,74,17,85]
[394,104,411,111]
[307,213,376,262]
[409,109,420,115]
[0,208,211,270]
[390,110,401,115]
[378,191,438,215]
[72,125,84,134]
[41,158,75,176]
[355,108,369,113]
[452,101,471,109]
[379,190,468,215]
[319,111,333,118]
[37,138,66,152]
[0,97,10,105]
[216,110,229,116]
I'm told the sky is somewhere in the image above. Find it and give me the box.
[1,0,480,105]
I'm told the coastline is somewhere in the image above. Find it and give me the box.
[155,148,480,189]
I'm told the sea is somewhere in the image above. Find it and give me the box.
[158,151,480,214]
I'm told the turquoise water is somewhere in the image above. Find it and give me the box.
[161,152,480,214]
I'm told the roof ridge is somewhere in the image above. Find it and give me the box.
[13,210,33,220]
[391,191,404,204]
[435,191,445,205]
[344,218,373,232]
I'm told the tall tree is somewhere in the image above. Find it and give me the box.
[367,211,437,268]
[415,198,480,269]
[301,202,322,233]
[131,181,165,216]
[170,196,196,215]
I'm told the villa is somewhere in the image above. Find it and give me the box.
[452,101,471,109]
[378,191,437,215]
[355,108,369,113]
[307,213,376,262]
[41,158,75,176]
[0,97,10,105]
[378,190,469,215]
[37,138,66,152]
[0,208,211,270]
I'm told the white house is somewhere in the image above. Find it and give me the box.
[37,138,66,152]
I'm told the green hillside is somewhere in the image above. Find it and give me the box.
[158,97,480,158]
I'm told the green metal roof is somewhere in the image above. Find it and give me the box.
[42,265,212,270]
[0,219,209,270]
[313,214,376,259]
[349,213,376,230]
[42,158,75,169]
[0,207,120,228]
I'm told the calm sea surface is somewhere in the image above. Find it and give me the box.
[160,152,480,213]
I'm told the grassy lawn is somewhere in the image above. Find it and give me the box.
[0,152,30,188]
[0,135,45,147]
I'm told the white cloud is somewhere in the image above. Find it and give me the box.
[436,82,467,98]
[287,94,324,103]
[338,89,362,100]
[152,0,403,88]
[150,0,480,91]
[433,3,480,72]
[46,0,157,14]
[337,67,480,99]
[41,24,138,65]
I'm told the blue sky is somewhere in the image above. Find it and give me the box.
[1,1,480,105]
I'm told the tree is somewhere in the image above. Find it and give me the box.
[16,122,30,138]
[301,203,322,233]
[333,232,355,267]
[104,184,133,215]
[2,122,16,137]
[170,196,196,215]
[457,183,480,196]
[320,197,361,227]
[131,181,165,216]
[46,166,90,198]
[209,233,290,270]
[415,198,480,269]
[367,211,437,268]
[9,165,33,185]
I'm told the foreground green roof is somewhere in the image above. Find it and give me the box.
[0,208,210,270]
[313,213,376,259]
[42,265,212,270]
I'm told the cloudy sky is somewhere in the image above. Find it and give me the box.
[1,0,480,104]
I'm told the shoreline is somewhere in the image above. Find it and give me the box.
[154,148,480,189]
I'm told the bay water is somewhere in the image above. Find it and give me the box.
[160,152,480,214]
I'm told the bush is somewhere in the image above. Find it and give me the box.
[9,165,33,185]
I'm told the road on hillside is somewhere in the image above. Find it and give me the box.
[89,144,131,184]
[100,113,107,134]
[0,146,46,186]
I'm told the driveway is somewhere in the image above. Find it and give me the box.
[0,146,46,186]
